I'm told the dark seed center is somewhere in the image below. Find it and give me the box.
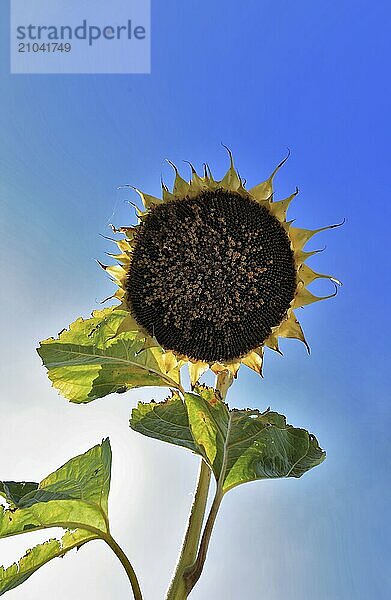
[125,189,297,363]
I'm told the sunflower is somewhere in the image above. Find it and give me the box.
[100,149,341,386]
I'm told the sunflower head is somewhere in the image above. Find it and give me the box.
[101,149,341,385]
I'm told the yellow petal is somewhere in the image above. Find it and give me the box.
[226,362,241,377]
[294,247,325,265]
[116,238,134,253]
[182,162,209,194]
[248,179,272,203]
[293,282,338,308]
[161,180,176,203]
[105,264,127,285]
[242,349,263,375]
[220,145,241,191]
[110,225,138,241]
[201,163,220,191]
[188,361,209,387]
[249,150,290,203]
[264,333,281,353]
[269,188,299,222]
[107,252,130,265]
[134,187,162,209]
[289,220,344,252]
[166,159,191,197]
[203,163,215,182]
[210,362,226,375]
[298,264,342,287]
[210,361,241,379]
[114,288,125,300]
[275,313,310,353]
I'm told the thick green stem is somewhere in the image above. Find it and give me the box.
[166,459,211,600]
[165,370,233,600]
[103,533,143,600]
[184,489,223,595]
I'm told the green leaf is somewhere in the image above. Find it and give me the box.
[37,306,181,403]
[0,530,97,596]
[0,439,111,595]
[129,393,197,453]
[130,387,325,494]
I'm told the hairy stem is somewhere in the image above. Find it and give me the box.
[103,533,143,600]
[165,370,233,600]
[184,489,223,594]
[165,459,211,600]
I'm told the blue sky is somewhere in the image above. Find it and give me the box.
[0,1,390,598]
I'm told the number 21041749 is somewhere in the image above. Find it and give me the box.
[18,42,72,52]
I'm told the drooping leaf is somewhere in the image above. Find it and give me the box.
[0,439,111,595]
[0,529,97,595]
[130,387,325,493]
[37,307,181,403]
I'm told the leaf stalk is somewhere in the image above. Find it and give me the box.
[103,533,143,600]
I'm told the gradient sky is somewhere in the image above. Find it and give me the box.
[1,1,390,599]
